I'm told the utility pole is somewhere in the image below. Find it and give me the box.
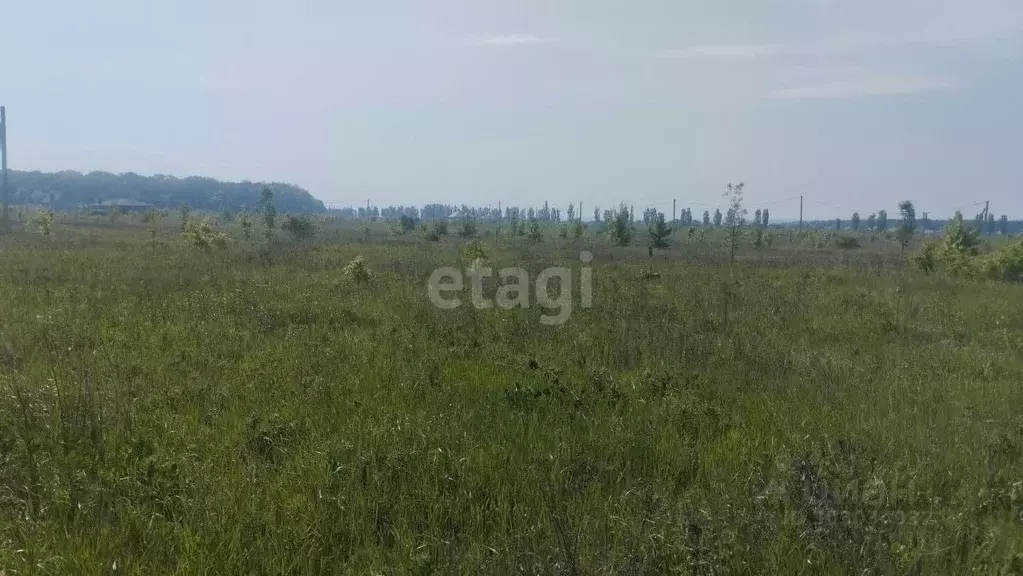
[673,199,677,223]
[798,195,803,233]
[578,202,582,223]
[1,106,8,235]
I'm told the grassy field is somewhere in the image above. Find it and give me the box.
[2,214,1023,574]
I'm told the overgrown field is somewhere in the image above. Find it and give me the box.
[2,218,1023,574]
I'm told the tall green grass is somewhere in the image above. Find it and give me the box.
[1,219,1022,574]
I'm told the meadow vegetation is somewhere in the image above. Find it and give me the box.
[1,201,1023,574]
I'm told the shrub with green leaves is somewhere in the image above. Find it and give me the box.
[239,213,253,241]
[835,235,861,250]
[182,217,229,250]
[260,187,277,239]
[914,242,937,275]
[30,209,55,238]
[527,217,543,243]
[461,239,488,268]
[179,204,191,231]
[142,209,161,246]
[342,255,371,283]
[398,214,419,234]
[457,217,478,238]
[281,215,317,240]
[724,182,747,264]
[979,238,1023,282]
[913,214,984,278]
[896,200,917,254]
[572,220,584,239]
[606,203,633,247]
[648,212,672,249]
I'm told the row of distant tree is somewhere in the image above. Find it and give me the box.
[7,170,325,213]
[637,207,772,229]
[329,202,1017,235]
[802,209,1020,235]
[330,202,567,222]
[6,170,1015,235]
[329,202,778,228]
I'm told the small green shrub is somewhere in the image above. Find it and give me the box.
[979,238,1023,282]
[182,217,229,250]
[342,256,371,283]
[239,213,253,241]
[461,239,488,268]
[281,215,317,240]
[528,217,543,243]
[457,217,478,238]
[398,214,419,234]
[606,203,633,247]
[648,213,672,249]
[31,209,55,238]
[835,235,861,250]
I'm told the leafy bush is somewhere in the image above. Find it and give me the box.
[342,256,371,284]
[142,209,161,247]
[239,213,253,241]
[648,213,673,248]
[461,239,488,268]
[979,238,1023,282]
[835,235,861,250]
[457,217,478,238]
[942,216,982,256]
[281,215,317,240]
[528,217,544,243]
[260,188,277,238]
[179,204,192,231]
[914,242,937,275]
[913,216,1023,282]
[914,215,984,277]
[398,214,419,234]
[30,209,55,238]
[182,217,229,250]
[606,203,633,247]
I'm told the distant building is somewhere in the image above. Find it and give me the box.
[86,199,153,215]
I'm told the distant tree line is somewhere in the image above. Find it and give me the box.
[326,198,1022,238]
[329,201,781,228]
[801,207,1019,236]
[6,170,324,212]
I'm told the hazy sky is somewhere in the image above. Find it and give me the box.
[5,0,1022,219]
